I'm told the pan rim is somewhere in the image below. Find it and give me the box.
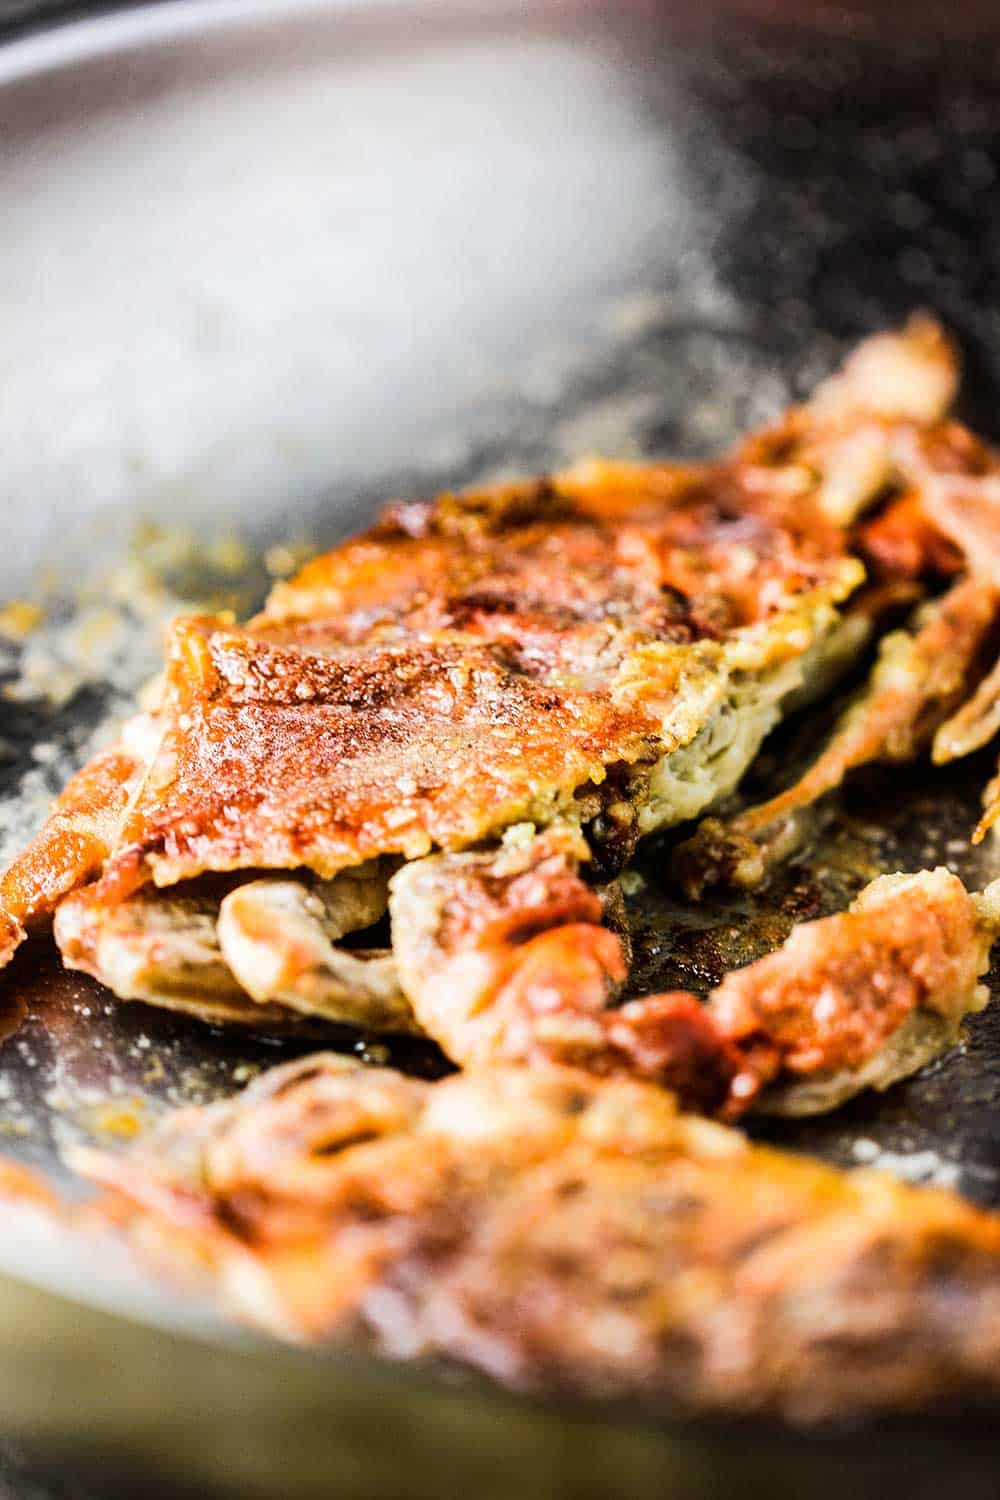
[0,0,591,87]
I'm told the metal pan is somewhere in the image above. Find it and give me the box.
[4,2,1000,1494]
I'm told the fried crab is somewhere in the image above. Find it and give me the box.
[4,318,1000,1120]
[75,1054,1000,1422]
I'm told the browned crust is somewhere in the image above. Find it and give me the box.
[81,462,853,897]
[76,1058,1000,1421]
[708,868,989,1110]
[0,740,150,968]
[394,837,992,1119]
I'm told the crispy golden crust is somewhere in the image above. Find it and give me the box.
[0,742,146,928]
[1,319,995,1109]
[265,470,843,641]
[77,1057,1000,1421]
[709,868,993,1111]
[0,725,157,970]
[7,323,962,978]
[393,836,994,1118]
[108,626,657,890]
[390,831,738,1113]
[12,316,1000,1425]
[75,464,855,897]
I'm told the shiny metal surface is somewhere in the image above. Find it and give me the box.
[4,2,1000,1494]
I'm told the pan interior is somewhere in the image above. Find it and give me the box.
[3,0,1000,1356]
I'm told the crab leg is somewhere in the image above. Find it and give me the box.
[390,827,999,1119]
[709,868,998,1116]
[977,778,1000,844]
[809,314,959,428]
[0,713,159,966]
[216,871,416,1032]
[900,466,1000,842]
[916,471,1000,591]
[390,826,740,1114]
[707,403,1000,864]
[673,576,998,897]
[54,883,296,1027]
[731,315,959,530]
[55,863,414,1032]
[933,653,1000,765]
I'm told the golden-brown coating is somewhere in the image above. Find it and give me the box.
[390,830,738,1113]
[8,316,1000,1427]
[2,321,963,1002]
[0,742,145,926]
[392,834,996,1119]
[5,316,968,960]
[1,318,997,1118]
[264,469,843,644]
[84,460,855,900]
[0,721,157,966]
[105,625,658,891]
[76,1056,1000,1422]
[709,868,995,1113]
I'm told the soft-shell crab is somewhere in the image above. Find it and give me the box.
[73,1053,1000,1422]
[5,318,1000,1121]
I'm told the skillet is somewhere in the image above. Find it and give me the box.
[4,2,1000,1494]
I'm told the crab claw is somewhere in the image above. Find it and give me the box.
[390,826,738,1111]
[216,872,415,1031]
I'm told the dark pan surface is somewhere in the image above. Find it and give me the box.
[5,3,1000,1495]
